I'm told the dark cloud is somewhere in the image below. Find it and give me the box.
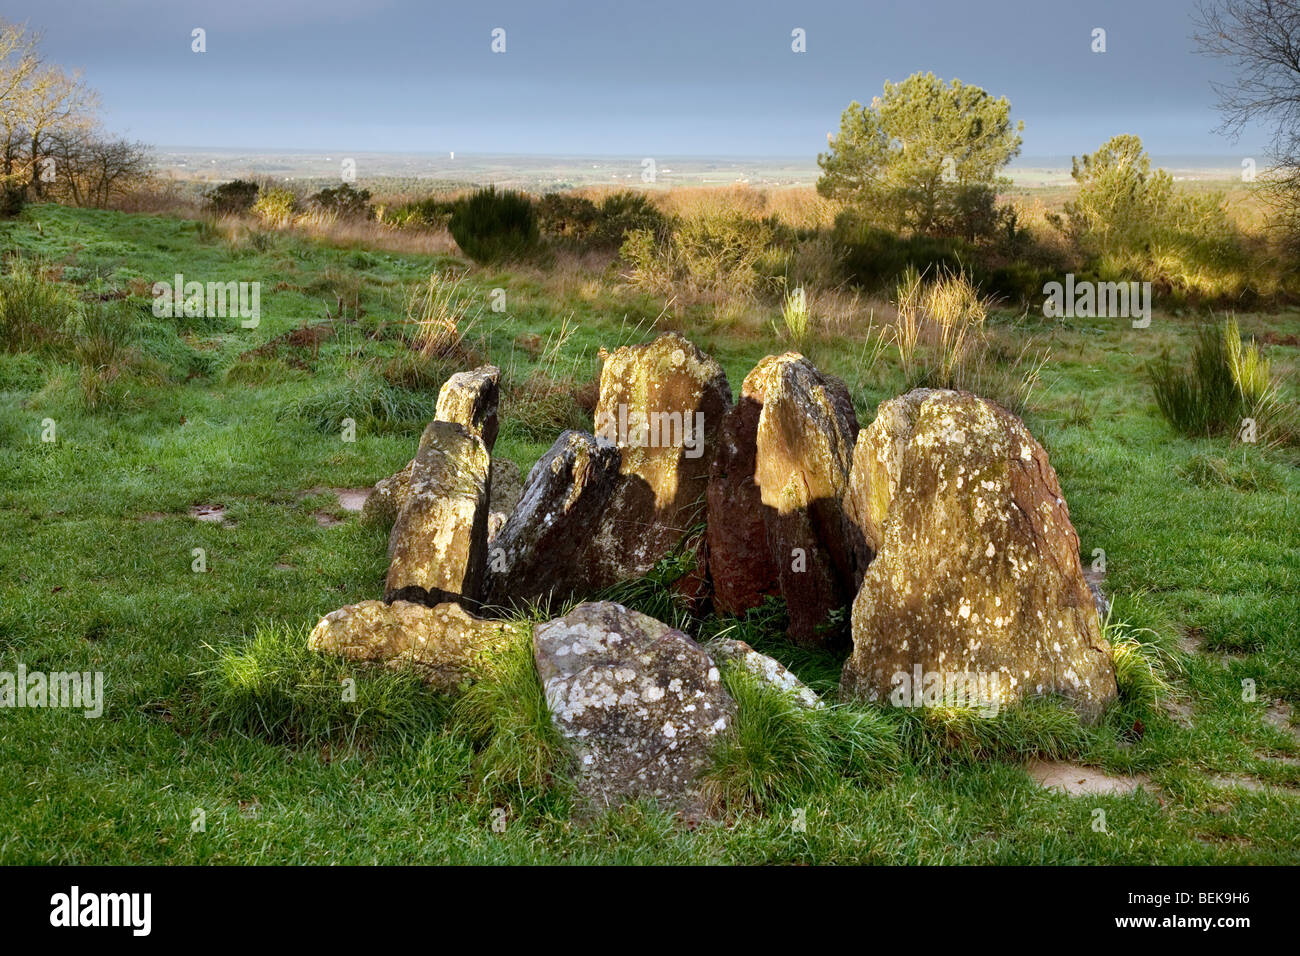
[5,0,1269,156]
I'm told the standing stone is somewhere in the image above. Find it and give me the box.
[485,431,622,609]
[533,601,735,810]
[361,364,500,532]
[583,333,731,589]
[840,389,1118,719]
[384,421,490,609]
[436,365,500,451]
[309,599,512,692]
[706,353,859,645]
[365,454,522,541]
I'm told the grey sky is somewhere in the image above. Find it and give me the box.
[6,0,1270,158]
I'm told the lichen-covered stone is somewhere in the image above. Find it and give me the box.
[487,457,523,536]
[706,637,823,709]
[364,454,522,540]
[360,463,410,531]
[436,365,500,452]
[706,353,859,645]
[840,389,1118,719]
[308,599,511,692]
[534,601,735,809]
[485,431,622,608]
[384,421,490,608]
[583,333,731,589]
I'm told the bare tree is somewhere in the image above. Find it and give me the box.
[45,127,152,207]
[1194,1,1300,244]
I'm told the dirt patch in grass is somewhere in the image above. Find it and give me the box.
[189,503,230,524]
[333,487,371,512]
[1027,760,1152,796]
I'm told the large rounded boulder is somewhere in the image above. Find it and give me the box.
[840,389,1117,718]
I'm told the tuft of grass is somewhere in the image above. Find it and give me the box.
[895,697,1091,768]
[893,265,992,387]
[447,616,571,803]
[702,665,899,813]
[778,283,811,346]
[276,368,438,433]
[701,597,845,695]
[1145,316,1292,441]
[402,269,482,360]
[1178,451,1283,492]
[1105,613,1179,712]
[194,621,446,749]
[0,255,78,352]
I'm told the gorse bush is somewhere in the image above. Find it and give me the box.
[252,188,298,228]
[309,182,373,221]
[538,190,668,251]
[205,179,259,215]
[449,186,539,263]
[621,213,782,298]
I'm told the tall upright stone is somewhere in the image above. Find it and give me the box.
[383,421,490,609]
[485,430,622,608]
[706,353,860,645]
[840,389,1118,718]
[436,365,500,451]
[582,333,731,589]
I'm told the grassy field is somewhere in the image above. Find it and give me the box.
[1,203,1298,864]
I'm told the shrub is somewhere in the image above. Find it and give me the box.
[252,187,298,228]
[1064,135,1251,299]
[388,196,455,229]
[308,182,372,220]
[449,186,539,263]
[205,179,259,215]
[621,213,781,298]
[834,212,962,290]
[591,191,669,248]
[538,190,668,251]
[537,192,599,242]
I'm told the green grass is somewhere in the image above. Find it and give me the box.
[0,203,1298,863]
